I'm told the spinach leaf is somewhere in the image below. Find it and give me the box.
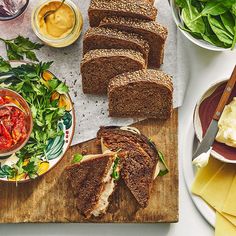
[175,0,188,8]
[220,12,235,35]
[231,3,236,16]
[208,15,233,45]
[232,16,236,49]
[192,0,234,21]
[182,5,205,34]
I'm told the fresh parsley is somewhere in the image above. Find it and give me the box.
[0,35,43,61]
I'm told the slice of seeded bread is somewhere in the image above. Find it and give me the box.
[81,49,146,94]
[108,69,173,119]
[83,27,150,64]
[100,16,168,68]
[88,0,157,27]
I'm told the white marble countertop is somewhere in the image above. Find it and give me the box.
[1,4,236,236]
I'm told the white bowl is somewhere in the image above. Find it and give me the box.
[169,0,231,52]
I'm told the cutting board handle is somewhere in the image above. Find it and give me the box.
[213,65,236,121]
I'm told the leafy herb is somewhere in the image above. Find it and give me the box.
[72,154,84,163]
[0,56,11,73]
[111,157,120,181]
[0,35,43,61]
[176,0,236,49]
[157,151,169,177]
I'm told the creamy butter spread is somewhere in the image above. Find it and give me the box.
[91,162,115,217]
[216,98,236,147]
[120,126,141,135]
[192,147,212,168]
[37,1,75,39]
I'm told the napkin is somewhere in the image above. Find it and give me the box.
[0,0,189,145]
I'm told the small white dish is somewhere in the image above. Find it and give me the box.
[193,78,236,164]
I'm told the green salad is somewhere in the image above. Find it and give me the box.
[176,0,236,49]
[0,57,70,179]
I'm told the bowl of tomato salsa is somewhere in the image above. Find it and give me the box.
[0,88,33,158]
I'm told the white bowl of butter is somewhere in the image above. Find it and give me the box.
[194,79,236,164]
[31,0,83,47]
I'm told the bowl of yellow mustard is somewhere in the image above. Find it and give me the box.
[31,0,83,47]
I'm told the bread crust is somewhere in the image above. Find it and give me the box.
[88,0,157,27]
[108,69,173,119]
[81,49,146,94]
[100,16,168,68]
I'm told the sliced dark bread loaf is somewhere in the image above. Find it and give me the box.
[66,153,117,218]
[88,0,157,27]
[100,16,168,68]
[83,27,150,64]
[81,49,146,94]
[108,69,173,119]
[97,126,159,208]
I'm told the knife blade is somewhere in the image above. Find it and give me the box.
[192,65,236,161]
[192,120,218,160]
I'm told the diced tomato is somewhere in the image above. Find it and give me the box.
[0,95,27,150]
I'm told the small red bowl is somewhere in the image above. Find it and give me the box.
[0,88,33,158]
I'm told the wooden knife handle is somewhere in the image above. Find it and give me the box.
[213,65,236,121]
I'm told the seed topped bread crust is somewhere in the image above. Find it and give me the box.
[81,49,146,94]
[109,69,173,92]
[101,16,168,40]
[108,69,173,119]
[83,27,150,63]
[81,49,145,66]
[100,16,168,68]
[88,0,157,27]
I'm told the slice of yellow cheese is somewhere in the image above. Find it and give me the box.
[191,157,224,196]
[191,157,236,229]
[215,212,236,236]
[222,212,236,227]
[200,164,236,210]
[222,175,236,217]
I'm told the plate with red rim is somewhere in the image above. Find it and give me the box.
[193,78,236,164]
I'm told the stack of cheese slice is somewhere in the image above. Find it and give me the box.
[192,157,236,236]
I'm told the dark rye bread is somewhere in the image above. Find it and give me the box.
[100,16,168,68]
[83,27,150,64]
[81,49,146,94]
[108,69,173,119]
[88,0,157,27]
[66,153,116,218]
[97,126,159,207]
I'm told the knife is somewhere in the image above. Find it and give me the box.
[192,65,236,161]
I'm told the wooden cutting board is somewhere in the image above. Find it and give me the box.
[0,109,178,223]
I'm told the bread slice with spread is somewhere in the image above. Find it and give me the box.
[97,126,168,207]
[66,152,120,218]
